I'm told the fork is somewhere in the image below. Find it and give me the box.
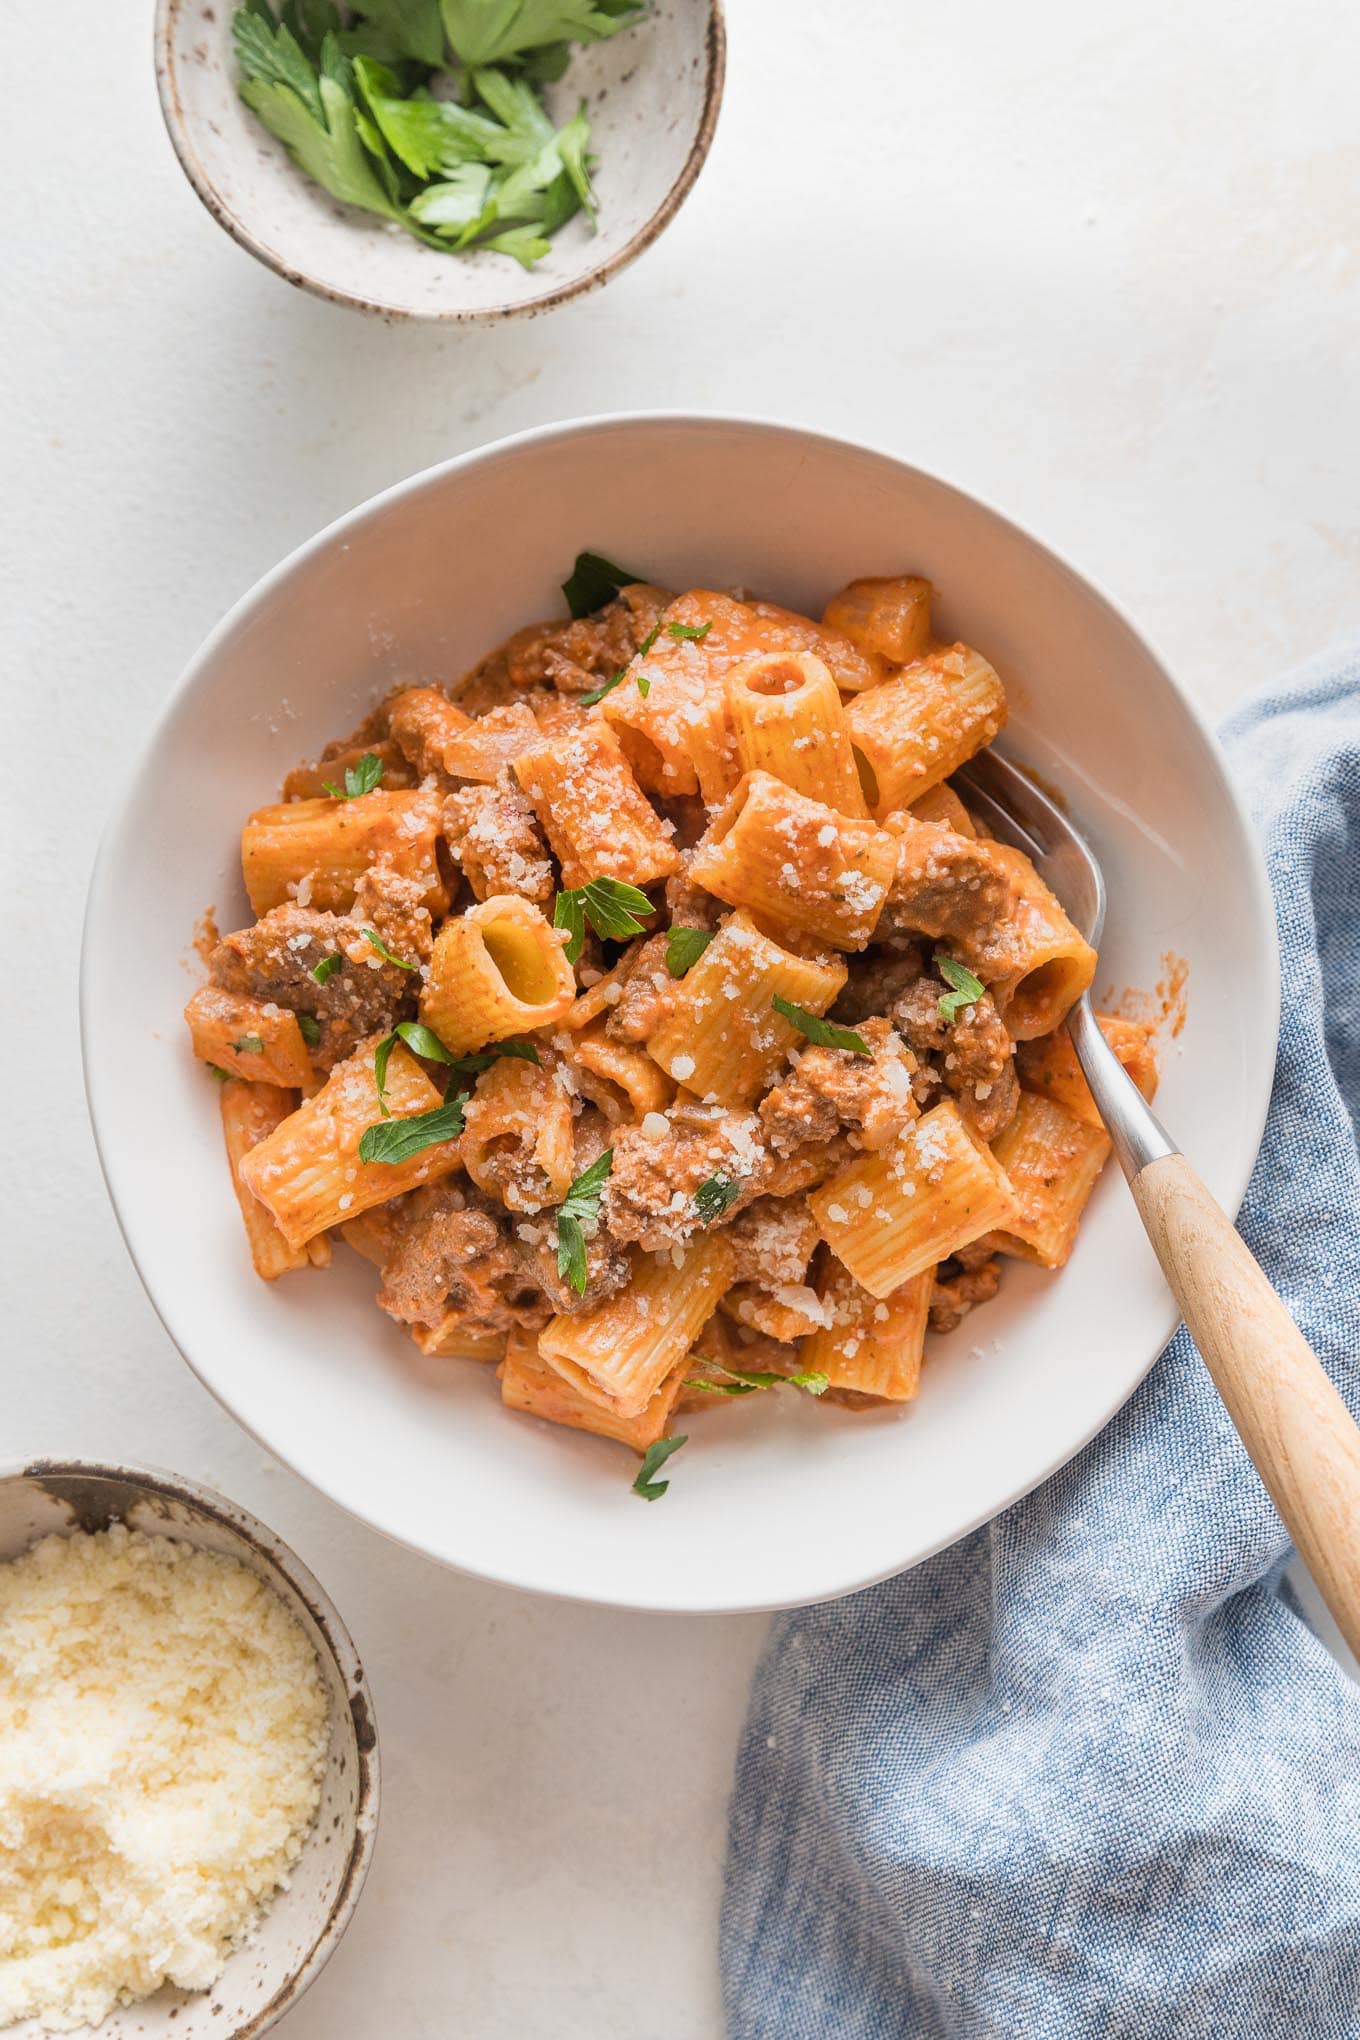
[957,749,1360,1658]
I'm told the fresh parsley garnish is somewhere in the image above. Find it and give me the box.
[553,878,654,964]
[364,927,417,970]
[297,1011,322,1048]
[578,622,664,704]
[665,926,715,979]
[771,997,871,1057]
[233,6,640,272]
[311,953,342,985]
[231,1034,265,1055]
[321,750,384,799]
[207,1063,233,1083]
[935,951,985,1022]
[448,1039,543,1079]
[554,1149,614,1295]
[579,667,628,707]
[358,1095,468,1164]
[693,1175,741,1225]
[372,1019,463,1114]
[632,1433,687,1501]
[686,1364,829,1399]
[667,619,712,642]
[562,551,644,619]
[439,0,644,68]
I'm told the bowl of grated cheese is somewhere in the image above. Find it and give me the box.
[0,1460,379,2039]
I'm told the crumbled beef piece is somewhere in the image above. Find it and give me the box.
[890,977,1020,1141]
[929,1254,1003,1334]
[758,1018,917,1157]
[353,865,435,973]
[604,1103,767,1252]
[879,820,1017,966]
[605,935,677,1044]
[386,687,472,780]
[504,588,671,696]
[725,1196,819,1286]
[514,1225,633,1316]
[442,774,554,905]
[831,945,927,1025]
[210,899,415,1072]
[376,1183,548,1331]
[664,850,725,928]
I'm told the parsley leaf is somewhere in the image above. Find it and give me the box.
[667,619,711,642]
[935,950,985,1022]
[393,1020,455,1063]
[311,954,342,985]
[686,1363,829,1398]
[562,551,644,619]
[553,878,654,964]
[579,667,628,707]
[373,1031,399,1116]
[346,0,445,68]
[321,750,384,800]
[234,16,411,230]
[449,1039,542,1079]
[632,1432,687,1501]
[579,623,663,705]
[358,1095,468,1164]
[364,927,417,971]
[232,1034,265,1054]
[441,0,644,70]
[207,1063,234,1083]
[665,926,714,978]
[554,1149,614,1294]
[693,1175,741,1225]
[771,997,871,1057]
[297,1012,322,1048]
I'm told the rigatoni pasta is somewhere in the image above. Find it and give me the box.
[186,554,1155,1494]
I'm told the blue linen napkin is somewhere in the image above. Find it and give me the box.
[722,645,1360,2039]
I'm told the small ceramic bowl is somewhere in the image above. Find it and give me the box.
[1,1460,379,2040]
[154,0,726,321]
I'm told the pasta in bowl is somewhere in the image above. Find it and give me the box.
[184,562,1160,1488]
[82,416,1276,1609]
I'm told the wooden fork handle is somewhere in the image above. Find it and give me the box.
[1131,1150,1360,1658]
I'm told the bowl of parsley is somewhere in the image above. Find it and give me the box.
[155,0,725,319]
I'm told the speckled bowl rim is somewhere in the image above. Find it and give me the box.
[152,0,727,323]
[2,1456,381,2040]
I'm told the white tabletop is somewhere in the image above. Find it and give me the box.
[7,1,1357,2032]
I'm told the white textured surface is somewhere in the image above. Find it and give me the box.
[4,1,1357,2032]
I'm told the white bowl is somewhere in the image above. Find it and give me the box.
[0,1459,378,2039]
[81,415,1278,1613]
[154,0,725,321]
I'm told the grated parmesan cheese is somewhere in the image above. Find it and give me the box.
[0,1525,328,2032]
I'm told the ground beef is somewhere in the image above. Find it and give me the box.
[376,1184,548,1331]
[503,588,672,696]
[604,1103,767,1252]
[725,1196,819,1286]
[878,820,1017,966]
[664,851,725,930]
[442,774,554,904]
[605,934,677,1044]
[890,977,1020,1141]
[386,686,472,780]
[209,888,420,1072]
[831,944,926,1025]
[514,1225,633,1316]
[929,1254,1003,1334]
[758,1018,917,1157]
